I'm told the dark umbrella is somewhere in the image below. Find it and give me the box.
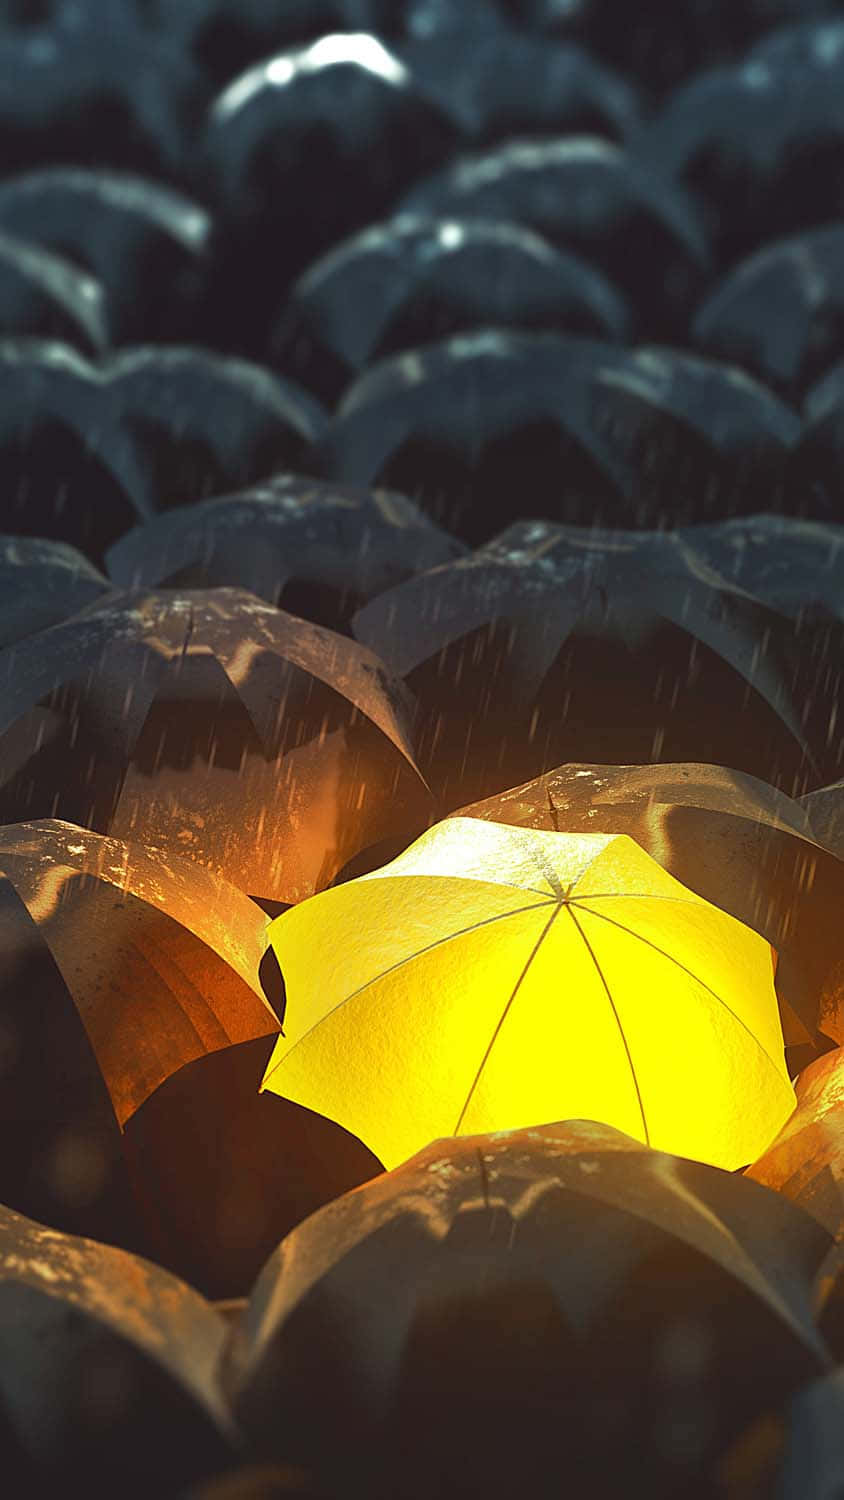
[799,779,844,864]
[0,535,109,648]
[0,587,430,904]
[104,474,465,630]
[319,333,802,540]
[677,513,844,618]
[643,23,844,266]
[402,31,640,147]
[792,360,844,521]
[0,1202,235,1497]
[351,519,820,805]
[453,760,844,1058]
[693,226,844,402]
[400,136,709,336]
[0,168,212,346]
[230,1120,830,1500]
[0,818,280,1243]
[273,216,631,404]
[203,35,460,352]
[0,229,106,353]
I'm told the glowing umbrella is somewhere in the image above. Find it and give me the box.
[261,817,795,1171]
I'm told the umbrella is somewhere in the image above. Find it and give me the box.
[0,587,430,905]
[400,136,709,336]
[453,760,844,1056]
[401,32,640,146]
[799,780,844,860]
[0,1202,234,1496]
[0,818,280,1241]
[273,215,631,404]
[693,225,844,402]
[0,9,206,186]
[0,229,106,353]
[792,360,844,520]
[261,817,795,1171]
[747,1045,844,1238]
[351,519,819,804]
[643,23,844,266]
[104,474,465,629]
[155,0,387,83]
[203,35,460,351]
[122,1035,383,1299]
[0,535,109,648]
[677,513,844,619]
[0,167,212,346]
[319,334,801,539]
[231,1120,829,1499]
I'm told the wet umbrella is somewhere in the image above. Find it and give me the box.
[105,474,465,629]
[453,761,844,1060]
[0,535,109,648]
[350,518,819,804]
[677,513,844,618]
[231,1120,829,1500]
[693,226,844,402]
[122,1035,383,1299]
[0,341,325,563]
[319,334,801,540]
[203,35,460,351]
[0,1202,235,1496]
[0,168,212,346]
[401,32,640,147]
[643,23,844,266]
[273,216,631,404]
[0,8,206,186]
[0,229,106,353]
[792,361,844,521]
[0,818,280,1241]
[261,818,795,1171]
[0,587,430,905]
[400,137,709,336]
[799,780,844,860]
[747,1045,844,1237]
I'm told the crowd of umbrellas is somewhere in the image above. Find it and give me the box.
[5,1,844,1497]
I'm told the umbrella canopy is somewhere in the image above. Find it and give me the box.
[643,22,844,265]
[793,360,844,520]
[0,1202,234,1496]
[231,1120,829,1499]
[261,817,795,1171]
[402,32,640,146]
[351,519,819,804]
[799,780,844,860]
[104,474,465,629]
[0,167,212,346]
[693,225,844,402]
[453,761,844,1054]
[319,334,801,539]
[0,587,429,904]
[0,228,106,353]
[274,215,630,403]
[0,535,109,648]
[400,136,709,336]
[747,1045,844,1239]
[678,513,844,619]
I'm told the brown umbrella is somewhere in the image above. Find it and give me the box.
[0,819,279,1243]
[454,760,844,1056]
[0,587,430,905]
[230,1120,830,1500]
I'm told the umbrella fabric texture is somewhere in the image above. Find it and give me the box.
[231,1119,830,1500]
[261,817,795,1171]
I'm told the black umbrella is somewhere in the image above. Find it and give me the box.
[400,136,709,336]
[0,534,109,648]
[693,226,844,402]
[0,229,106,353]
[203,35,460,352]
[792,361,844,521]
[351,519,820,806]
[318,332,802,540]
[0,167,212,346]
[643,22,844,266]
[0,586,430,905]
[105,474,465,629]
[678,513,844,619]
[401,31,640,147]
[230,1121,830,1500]
[273,215,631,404]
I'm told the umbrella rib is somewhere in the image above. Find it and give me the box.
[262,896,557,1086]
[565,903,650,1145]
[572,902,787,1082]
[453,901,564,1136]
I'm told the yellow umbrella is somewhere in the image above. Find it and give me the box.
[260,818,795,1170]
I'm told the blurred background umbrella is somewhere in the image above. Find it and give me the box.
[0,535,108,648]
[0,228,106,352]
